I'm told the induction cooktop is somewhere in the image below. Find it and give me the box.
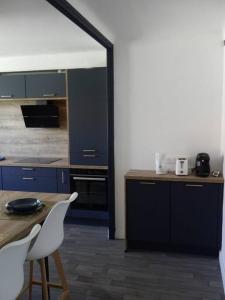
[15,157,60,164]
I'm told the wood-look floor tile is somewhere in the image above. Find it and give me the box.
[20,224,224,300]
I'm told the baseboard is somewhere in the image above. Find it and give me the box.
[219,251,225,294]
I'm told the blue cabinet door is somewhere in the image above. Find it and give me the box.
[171,182,219,249]
[0,168,2,190]
[26,73,66,98]
[57,169,70,193]
[126,180,170,243]
[68,68,108,166]
[0,75,25,99]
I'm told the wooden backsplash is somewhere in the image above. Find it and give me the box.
[0,100,68,158]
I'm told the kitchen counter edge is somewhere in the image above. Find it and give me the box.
[125,170,224,184]
[0,158,108,170]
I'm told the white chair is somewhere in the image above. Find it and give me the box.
[27,192,78,300]
[0,224,41,300]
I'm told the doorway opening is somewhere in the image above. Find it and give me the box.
[46,0,115,238]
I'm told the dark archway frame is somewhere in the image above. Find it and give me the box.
[46,0,115,239]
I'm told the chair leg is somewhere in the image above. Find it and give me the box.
[39,258,49,300]
[29,261,34,300]
[52,250,70,299]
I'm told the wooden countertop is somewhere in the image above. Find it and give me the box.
[125,170,224,184]
[0,191,69,248]
[0,158,108,170]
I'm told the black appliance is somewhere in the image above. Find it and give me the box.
[69,169,108,220]
[21,104,59,128]
[195,153,210,177]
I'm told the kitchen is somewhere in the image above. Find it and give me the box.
[0,0,225,300]
[0,67,110,225]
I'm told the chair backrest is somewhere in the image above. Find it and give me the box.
[0,224,41,300]
[27,192,78,260]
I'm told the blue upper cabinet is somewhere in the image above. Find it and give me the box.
[68,68,108,166]
[25,73,66,98]
[0,74,26,99]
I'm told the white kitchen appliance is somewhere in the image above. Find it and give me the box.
[175,157,188,176]
[155,153,167,175]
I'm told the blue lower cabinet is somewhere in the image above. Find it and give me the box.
[2,166,56,177]
[0,168,2,190]
[3,176,57,193]
[57,169,70,193]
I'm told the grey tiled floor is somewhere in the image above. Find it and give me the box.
[22,224,225,300]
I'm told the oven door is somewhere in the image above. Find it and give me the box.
[70,175,108,211]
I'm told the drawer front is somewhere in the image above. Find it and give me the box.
[171,182,219,248]
[70,151,107,166]
[2,166,56,178]
[26,73,66,98]
[57,169,70,193]
[3,175,57,193]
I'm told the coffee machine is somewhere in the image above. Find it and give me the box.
[195,153,210,177]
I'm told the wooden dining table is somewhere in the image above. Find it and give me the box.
[0,190,69,248]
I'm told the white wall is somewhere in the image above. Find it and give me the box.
[219,47,225,291]
[0,50,106,72]
[69,0,225,239]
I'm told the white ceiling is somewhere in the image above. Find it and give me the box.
[68,0,225,41]
[0,0,103,57]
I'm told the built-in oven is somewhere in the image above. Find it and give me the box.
[69,169,108,213]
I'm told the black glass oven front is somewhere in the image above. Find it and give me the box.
[70,169,108,211]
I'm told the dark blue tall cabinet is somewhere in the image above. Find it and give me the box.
[68,68,108,166]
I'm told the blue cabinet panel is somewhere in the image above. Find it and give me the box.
[57,169,70,193]
[2,166,56,177]
[2,166,57,193]
[0,168,2,190]
[3,175,57,193]
[126,180,170,243]
[68,68,108,166]
[171,182,219,248]
[69,151,107,166]
[26,73,66,98]
[0,75,26,99]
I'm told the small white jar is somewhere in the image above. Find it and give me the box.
[155,153,167,175]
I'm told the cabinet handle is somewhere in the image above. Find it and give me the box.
[82,149,96,152]
[1,95,12,98]
[139,181,156,185]
[62,171,65,184]
[82,154,96,158]
[22,177,34,180]
[185,184,203,187]
[43,93,56,97]
[22,168,34,171]
[72,176,106,181]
